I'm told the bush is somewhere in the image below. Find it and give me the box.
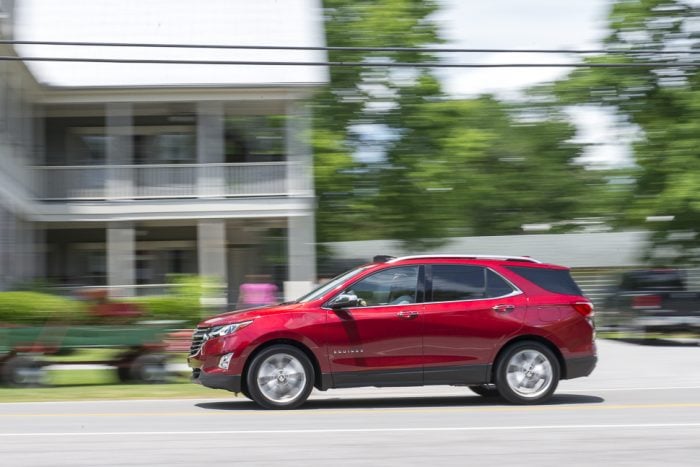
[129,275,213,325]
[0,292,87,324]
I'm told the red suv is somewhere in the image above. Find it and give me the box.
[188,255,596,409]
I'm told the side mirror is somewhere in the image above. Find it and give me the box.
[329,292,359,310]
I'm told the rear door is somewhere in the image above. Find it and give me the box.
[421,264,527,384]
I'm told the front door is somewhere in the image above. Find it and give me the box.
[325,265,424,387]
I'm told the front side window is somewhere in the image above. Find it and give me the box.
[296,265,371,303]
[430,265,515,302]
[347,266,419,307]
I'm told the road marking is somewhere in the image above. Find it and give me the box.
[1,423,699,437]
[1,402,700,418]
[561,385,700,392]
[2,386,700,406]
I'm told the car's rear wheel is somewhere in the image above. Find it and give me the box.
[246,345,314,410]
[468,384,500,398]
[495,341,559,404]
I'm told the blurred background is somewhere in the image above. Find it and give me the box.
[0,0,699,387]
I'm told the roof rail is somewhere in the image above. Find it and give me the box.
[373,255,397,263]
[387,254,541,264]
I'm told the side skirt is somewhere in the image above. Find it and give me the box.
[326,364,490,389]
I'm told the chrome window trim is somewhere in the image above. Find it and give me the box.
[322,301,426,311]
[421,289,523,306]
[322,265,522,309]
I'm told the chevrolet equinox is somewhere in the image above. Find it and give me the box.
[188,255,597,409]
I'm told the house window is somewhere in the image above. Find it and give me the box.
[225,115,286,163]
[79,135,109,163]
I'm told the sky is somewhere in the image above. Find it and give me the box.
[14,0,632,167]
[433,0,634,168]
[14,0,328,87]
[435,0,610,97]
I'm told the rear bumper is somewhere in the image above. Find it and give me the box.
[564,355,597,379]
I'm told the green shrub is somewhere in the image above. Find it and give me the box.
[0,292,87,324]
[130,275,215,325]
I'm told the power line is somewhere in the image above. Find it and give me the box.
[1,39,699,55]
[0,55,696,68]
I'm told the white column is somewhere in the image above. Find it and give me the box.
[197,101,225,197]
[106,102,133,198]
[33,104,45,197]
[107,222,135,297]
[33,224,45,282]
[197,219,227,305]
[0,206,6,290]
[285,103,314,197]
[285,215,316,301]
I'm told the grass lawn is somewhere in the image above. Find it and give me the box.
[0,368,239,403]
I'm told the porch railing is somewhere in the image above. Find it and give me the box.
[35,162,312,200]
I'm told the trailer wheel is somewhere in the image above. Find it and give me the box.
[116,365,132,382]
[0,356,46,387]
[129,354,170,383]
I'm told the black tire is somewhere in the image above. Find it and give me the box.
[245,345,314,410]
[468,384,500,398]
[0,356,46,387]
[494,341,560,404]
[116,365,132,382]
[128,354,170,383]
[239,386,253,400]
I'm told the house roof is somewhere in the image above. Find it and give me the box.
[14,0,328,89]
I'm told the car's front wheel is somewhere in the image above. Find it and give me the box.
[246,345,314,409]
[495,341,559,404]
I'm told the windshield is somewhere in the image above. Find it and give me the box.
[295,265,372,303]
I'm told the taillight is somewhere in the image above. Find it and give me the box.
[631,295,661,308]
[572,301,595,317]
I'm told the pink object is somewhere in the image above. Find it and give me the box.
[239,282,277,306]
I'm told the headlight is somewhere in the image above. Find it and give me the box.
[204,320,253,340]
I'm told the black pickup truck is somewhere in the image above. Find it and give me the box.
[602,269,700,336]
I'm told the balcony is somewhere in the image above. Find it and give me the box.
[35,162,312,201]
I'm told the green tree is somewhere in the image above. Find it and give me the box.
[556,0,700,263]
[313,0,443,244]
[314,0,621,250]
[378,94,618,243]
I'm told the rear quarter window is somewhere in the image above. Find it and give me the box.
[507,266,583,296]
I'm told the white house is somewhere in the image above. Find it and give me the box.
[0,0,328,304]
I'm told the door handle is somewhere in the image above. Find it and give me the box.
[397,310,419,319]
[492,304,515,313]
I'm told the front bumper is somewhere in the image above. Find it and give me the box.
[189,355,242,392]
[196,370,242,392]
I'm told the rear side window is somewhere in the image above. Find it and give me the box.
[485,269,515,298]
[507,266,583,296]
[430,265,515,302]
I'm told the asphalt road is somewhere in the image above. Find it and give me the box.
[1,339,699,466]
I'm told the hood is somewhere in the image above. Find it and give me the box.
[199,302,304,327]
